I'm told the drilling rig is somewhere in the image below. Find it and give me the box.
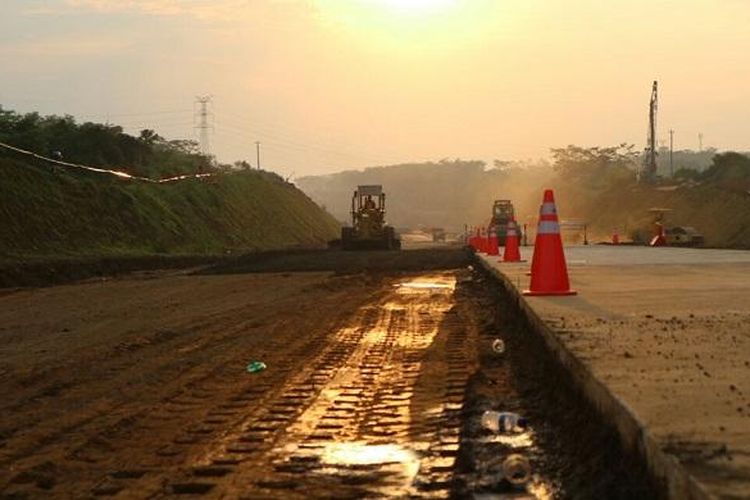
[641,80,658,182]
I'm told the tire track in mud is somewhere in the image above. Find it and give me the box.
[0,274,385,497]
[110,273,474,498]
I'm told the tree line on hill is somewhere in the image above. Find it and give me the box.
[297,145,750,232]
[0,106,213,179]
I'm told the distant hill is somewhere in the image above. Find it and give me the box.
[297,160,552,231]
[298,149,750,248]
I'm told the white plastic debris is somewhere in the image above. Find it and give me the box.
[502,454,532,486]
[491,338,505,354]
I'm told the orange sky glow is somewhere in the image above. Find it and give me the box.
[2,0,749,175]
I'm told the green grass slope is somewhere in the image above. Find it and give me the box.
[0,158,340,261]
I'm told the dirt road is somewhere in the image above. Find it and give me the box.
[0,261,654,498]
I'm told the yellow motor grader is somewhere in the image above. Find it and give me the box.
[341,185,401,251]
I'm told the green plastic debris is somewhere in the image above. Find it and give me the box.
[246,361,267,373]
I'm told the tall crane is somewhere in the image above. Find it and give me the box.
[641,81,658,182]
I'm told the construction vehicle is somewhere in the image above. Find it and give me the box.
[341,185,401,251]
[647,208,704,247]
[490,200,522,246]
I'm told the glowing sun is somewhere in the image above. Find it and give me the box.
[381,0,457,14]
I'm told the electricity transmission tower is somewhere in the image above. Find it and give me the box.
[194,96,213,156]
[641,81,658,182]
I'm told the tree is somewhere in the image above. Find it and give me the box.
[0,107,215,178]
[701,152,750,191]
[550,144,638,188]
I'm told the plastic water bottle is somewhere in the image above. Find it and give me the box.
[491,338,505,354]
[502,454,532,485]
[246,361,267,373]
[481,411,528,433]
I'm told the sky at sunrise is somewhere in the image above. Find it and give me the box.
[2,0,749,175]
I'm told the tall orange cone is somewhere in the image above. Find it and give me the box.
[523,189,576,296]
[469,227,479,251]
[487,225,499,256]
[501,217,524,262]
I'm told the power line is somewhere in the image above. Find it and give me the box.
[214,119,400,165]
[79,109,193,119]
[214,108,407,160]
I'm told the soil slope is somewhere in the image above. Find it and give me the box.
[0,157,339,261]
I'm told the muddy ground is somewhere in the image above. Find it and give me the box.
[0,247,467,289]
[0,251,655,498]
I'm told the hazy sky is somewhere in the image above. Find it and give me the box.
[1,0,749,176]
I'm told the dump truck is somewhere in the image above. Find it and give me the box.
[341,185,401,251]
[490,200,522,246]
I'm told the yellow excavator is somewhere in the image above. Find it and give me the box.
[341,185,401,251]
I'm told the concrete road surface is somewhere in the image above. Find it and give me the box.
[479,245,750,498]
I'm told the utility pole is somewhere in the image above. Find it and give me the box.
[669,129,674,177]
[255,141,261,170]
[194,95,213,156]
[698,133,704,152]
[641,81,658,182]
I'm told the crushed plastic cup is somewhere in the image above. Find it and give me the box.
[246,361,267,373]
[502,454,531,486]
[492,338,505,354]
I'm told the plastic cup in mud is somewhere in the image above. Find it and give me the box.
[481,411,528,433]
[503,454,532,486]
[492,338,505,354]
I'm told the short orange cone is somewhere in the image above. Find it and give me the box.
[650,222,667,247]
[523,189,576,296]
[487,225,499,256]
[501,217,524,262]
[468,227,477,250]
[478,227,487,254]
[470,227,480,251]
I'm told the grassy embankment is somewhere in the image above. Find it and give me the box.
[0,157,340,263]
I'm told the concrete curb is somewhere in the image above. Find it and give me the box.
[474,254,712,500]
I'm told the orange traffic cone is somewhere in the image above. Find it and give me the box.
[470,227,479,251]
[478,227,487,254]
[523,189,576,296]
[501,217,524,262]
[650,222,666,247]
[487,225,499,256]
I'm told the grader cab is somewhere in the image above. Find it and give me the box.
[341,185,400,251]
